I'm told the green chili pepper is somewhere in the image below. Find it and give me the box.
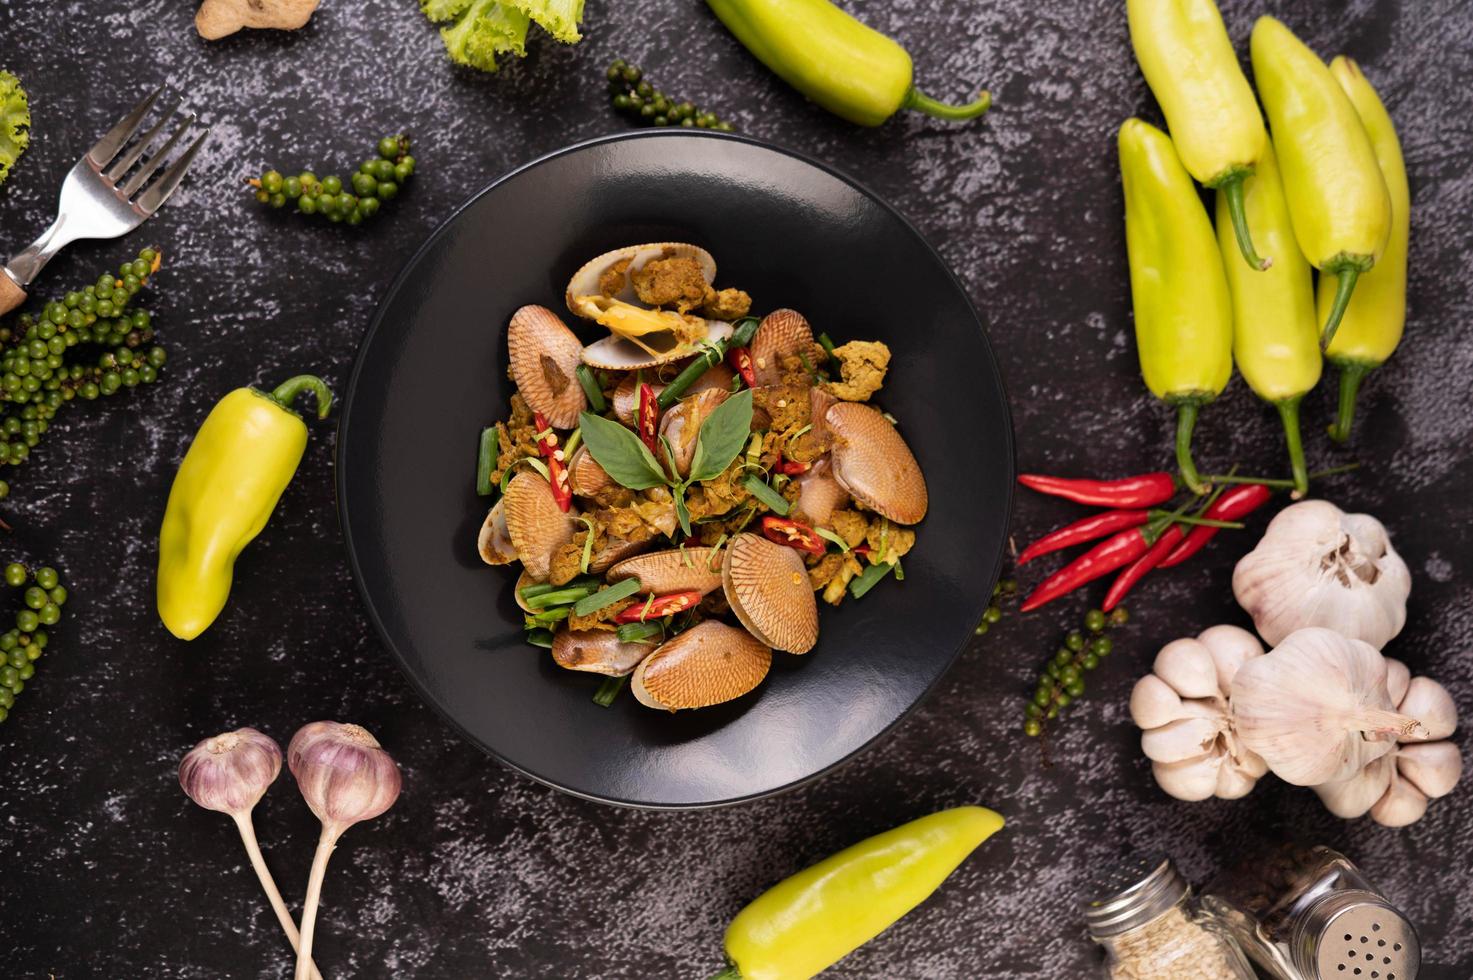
[705,0,990,127]
[709,806,1005,980]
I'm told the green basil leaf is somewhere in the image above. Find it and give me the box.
[579,411,668,490]
[674,487,692,537]
[688,389,753,484]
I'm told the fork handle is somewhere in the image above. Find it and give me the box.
[0,274,23,317]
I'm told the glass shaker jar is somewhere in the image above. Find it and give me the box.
[1080,854,1257,980]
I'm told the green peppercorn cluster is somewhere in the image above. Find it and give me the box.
[0,562,65,724]
[1024,606,1131,737]
[251,135,415,226]
[974,577,1017,636]
[606,60,734,131]
[0,247,167,500]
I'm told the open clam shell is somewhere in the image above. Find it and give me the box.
[507,305,587,429]
[826,403,928,525]
[477,499,516,565]
[612,375,665,425]
[588,536,650,574]
[721,532,819,654]
[567,446,613,499]
[564,243,717,312]
[502,471,577,581]
[581,319,732,371]
[631,621,772,711]
[794,459,849,527]
[552,629,653,677]
[658,387,730,477]
[750,309,815,386]
[607,547,725,596]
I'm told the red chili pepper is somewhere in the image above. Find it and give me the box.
[1018,509,1150,565]
[1018,471,1177,508]
[613,591,704,623]
[726,346,757,387]
[1158,483,1272,568]
[1102,525,1184,611]
[1020,526,1160,612]
[637,383,660,456]
[532,412,572,512]
[853,544,872,557]
[775,458,812,475]
[760,516,826,556]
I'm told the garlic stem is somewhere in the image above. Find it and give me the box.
[1356,707,1428,741]
[296,824,342,980]
[232,812,324,980]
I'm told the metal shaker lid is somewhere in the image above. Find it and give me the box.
[1080,854,1189,939]
[1291,888,1420,980]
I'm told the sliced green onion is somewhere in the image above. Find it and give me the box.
[743,474,790,515]
[525,628,555,649]
[744,432,763,471]
[893,558,905,582]
[525,607,571,628]
[616,621,664,644]
[817,332,841,372]
[789,423,812,442]
[731,315,761,347]
[519,576,599,601]
[573,577,642,617]
[593,674,627,707]
[500,455,550,494]
[882,411,899,426]
[563,427,582,459]
[524,586,596,610]
[576,364,607,413]
[708,533,728,569]
[815,527,850,552]
[848,561,896,599]
[797,352,817,379]
[475,426,499,497]
[577,515,597,575]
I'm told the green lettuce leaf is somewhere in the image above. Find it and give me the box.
[421,0,472,22]
[0,71,31,189]
[440,0,530,73]
[510,0,584,43]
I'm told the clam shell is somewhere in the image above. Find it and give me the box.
[514,569,540,613]
[721,532,819,654]
[581,319,733,371]
[567,446,613,499]
[613,375,666,425]
[588,536,650,573]
[507,305,587,429]
[794,460,849,527]
[808,386,838,443]
[631,621,772,711]
[608,548,725,596]
[552,629,653,677]
[477,499,516,565]
[750,309,815,386]
[658,387,730,477]
[564,243,716,314]
[502,471,577,581]
[826,403,928,525]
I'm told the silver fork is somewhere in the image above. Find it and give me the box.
[0,87,209,315]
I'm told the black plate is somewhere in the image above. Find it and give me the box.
[338,132,1014,809]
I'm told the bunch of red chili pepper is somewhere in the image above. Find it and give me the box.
[1015,470,1274,612]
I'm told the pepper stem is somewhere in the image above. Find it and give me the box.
[1201,463,1360,489]
[1174,402,1207,495]
[1328,362,1371,443]
[1274,398,1310,499]
[904,87,992,121]
[1219,175,1271,271]
[706,968,742,980]
[1320,266,1361,350]
[269,375,333,420]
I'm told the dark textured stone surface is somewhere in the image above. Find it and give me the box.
[1,0,1470,977]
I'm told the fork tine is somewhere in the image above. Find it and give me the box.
[121,113,196,198]
[103,104,179,183]
[86,87,163,169]
[135,128,210,215]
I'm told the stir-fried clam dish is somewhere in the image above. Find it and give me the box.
[476,243,928,711]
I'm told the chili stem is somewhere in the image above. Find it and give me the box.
[294,824,342,980]
[1173,515,1244,530]
[1275,398,1310,498]
[269,375,333,420]
[1328,363,1370,443]
[232,813,323,980]
[1319,266,1361,350]
[1217,175,1271,271]
[1202,463,1361,488]
[1174,402,1207,495]
[904,87,992,121]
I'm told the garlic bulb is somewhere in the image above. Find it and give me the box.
[1231,628,1427,786]
[1314,668,1462,827]
[1131,625,1268,801]
[1232,500,1410,648]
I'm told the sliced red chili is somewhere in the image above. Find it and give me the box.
[726,346,757,387]
[1020,526,1155,612]
[637,383,660,456]
[612,591,703,623]
[1018,471,1177,509]
[775,458,812,475]
[532,411,572,512]
[1102,525,1184,611]
[1158,483,1272,568]
[1018,509,1149,565]
[760,516,826,556]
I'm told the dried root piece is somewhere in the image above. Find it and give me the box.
[196,0,321,40]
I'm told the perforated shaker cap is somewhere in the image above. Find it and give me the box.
[1080,854,1189,940]
[1291,889,1421,980]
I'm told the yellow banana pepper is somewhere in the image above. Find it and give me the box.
[157,375,332,640]
[1119,118,1233,494]
[1320,56,1408,443]
[1250,16,1392,347]
[711,806,1004,980]
[1128,0,1270,270]
[1217,141,1322,496]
